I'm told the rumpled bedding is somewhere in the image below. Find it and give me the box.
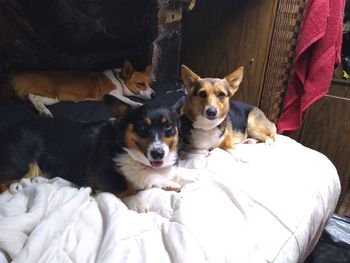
[0,135,340,263]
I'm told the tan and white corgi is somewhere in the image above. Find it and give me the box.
[1,60,155,118]
[180,65,276,153]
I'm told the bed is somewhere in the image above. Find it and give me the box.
[0,133,340,263]
[0,1,341,262]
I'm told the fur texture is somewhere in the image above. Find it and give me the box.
[0,103,183,212]
[180,65,276,153]
[1,60,155,117]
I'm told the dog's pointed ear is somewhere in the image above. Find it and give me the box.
[224,66,244,96]
[144,65,153,77]
[172,96,185,116]
[181,65,200,93]
[122,60,134,79]
[104,95,132,119]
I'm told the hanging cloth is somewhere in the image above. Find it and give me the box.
[278,0,345,133]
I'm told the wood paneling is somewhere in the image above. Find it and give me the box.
[296,80,350,209]
[260,0,307,123]
[180,0,278,105]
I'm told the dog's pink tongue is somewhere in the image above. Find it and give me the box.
[150,161,163,168]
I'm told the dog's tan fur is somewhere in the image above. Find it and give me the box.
[3,61,151,101]
[219,124,236,150]
[0,182,13,193]
[0,162,42,193]
[1,60,153,117]
[5,71,114,101]
[247,107,276,142]
[124,123,152,156]
[25,163,42,179]
[122,65,152,95]
[163,132,179,152]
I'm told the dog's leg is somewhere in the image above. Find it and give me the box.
[232,130,248,145]
[0,181,16,193]
[28,94,60,118]
[161,181,182,192]
[122,195,150,213]
[247,107,277,145]
[24,163,42,179]
[219,125,244,150]
[108,90,143,108]
[0,162,40,193]
[114,182,149,213]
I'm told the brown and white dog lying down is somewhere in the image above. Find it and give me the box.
[0,99,196,213]
[179,65,276,154]
[1,60,155,118]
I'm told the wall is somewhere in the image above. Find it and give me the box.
[292,80,350,210]
[180,0,278,106]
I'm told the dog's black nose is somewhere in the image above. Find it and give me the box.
[150,147,165,160]
[151,92,156,99]
[206,107,217,119]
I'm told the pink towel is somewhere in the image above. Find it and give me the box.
[277,0,345,133]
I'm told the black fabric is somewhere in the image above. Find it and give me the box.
[48,101,113,122]
[305,215,350,263]
[0,98,38,131]
[0,81,184,132]
[0,0,185,129]
[0,98,113,131]
[0,0,157,79]
[147,80,186,108]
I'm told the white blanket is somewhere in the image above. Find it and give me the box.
[0,135,340,263]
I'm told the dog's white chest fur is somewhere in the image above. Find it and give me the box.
[189,116,225,151]
[103,69,131,96]
[190,127,224,151]
[114,153,177,191]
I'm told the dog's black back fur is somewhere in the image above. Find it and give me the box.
[0,118,128,193]
[228,101,254,133]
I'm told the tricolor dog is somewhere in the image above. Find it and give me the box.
[180,65,276,153]
[1,60,155,117]
[0,103,185,212]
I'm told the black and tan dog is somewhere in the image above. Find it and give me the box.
[180,65,276,153]
[0,102,183,212]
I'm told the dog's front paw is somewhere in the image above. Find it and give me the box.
[131,102,143,108]
[123,195,149,213]
[39,109,53,118]
[242,138,258,144]
[265,138,274,146]
[162,182,182,192]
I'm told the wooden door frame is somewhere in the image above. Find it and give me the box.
[259,0,307,123]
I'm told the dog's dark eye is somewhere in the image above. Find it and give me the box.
[218,92,226,99]
[140,122,149,131]
[198,91,207,98]
[164,122,172,131]
[137,82,145,88]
